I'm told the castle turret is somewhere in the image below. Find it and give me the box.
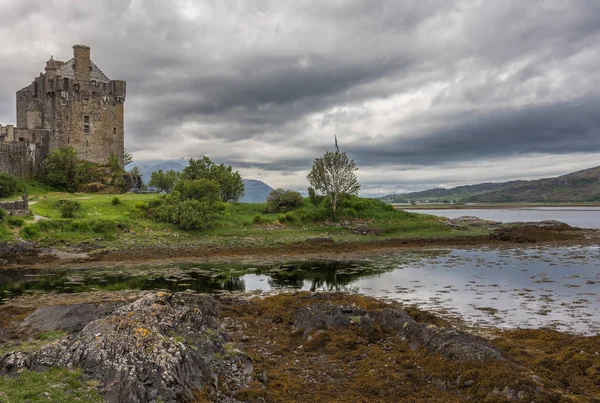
[72,44,91,82]
[44,56,58,77]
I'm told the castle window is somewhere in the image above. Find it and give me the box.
[113,128,116,135]
[84,115,90,134]
[63,78,69,90]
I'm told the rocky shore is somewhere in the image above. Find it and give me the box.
[1,291,598,402]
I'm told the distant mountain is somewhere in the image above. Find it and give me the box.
[130,159,274,203]
[239,179,274,203]
[381,166,600,203]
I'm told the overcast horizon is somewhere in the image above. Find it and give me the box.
[1,0,599,196]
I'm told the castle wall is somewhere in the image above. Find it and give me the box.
[0,195,29,216]
[0,132,49,178]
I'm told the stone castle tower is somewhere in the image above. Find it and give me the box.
[0,44,126,176]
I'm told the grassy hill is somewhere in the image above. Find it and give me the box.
[380,181,523,203]
[464,166,600,203]
[381,166,600,203]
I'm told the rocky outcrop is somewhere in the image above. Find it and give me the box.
[123,172,143,192]
[18,302,125,334]
[490,221,577,243]
[293,302,503,361]
[0,293,253,403]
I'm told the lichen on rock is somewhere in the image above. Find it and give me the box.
[1,292,254,403]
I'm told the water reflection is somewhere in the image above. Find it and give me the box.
[1,246,598,334]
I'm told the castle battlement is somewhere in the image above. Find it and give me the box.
[1,44,126,177]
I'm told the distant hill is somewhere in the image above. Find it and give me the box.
[379,181,523,203]
[130,159,274,203]
[464,166,600,203]
[381,166,600,203]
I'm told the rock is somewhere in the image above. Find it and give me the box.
[451,216,500,228]
[378,308,503,361]
[292,300,503,361]
[1,293,253,403]
[19,302,125,334]
[0,351,29,374]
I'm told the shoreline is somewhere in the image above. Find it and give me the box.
[395,202,600,210]
[2,224,598,271]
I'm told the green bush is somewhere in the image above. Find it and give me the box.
[38,219,73,232]
[111,196,121,205]
[91,218,118,233]
[7,216,25,227]
[0,223,9,240]
[175,199,219,230]
[57,200,81,218]
[173,179,220,202]
[151,192,224,230]
[0,173,21,198]
[71,220,90,232]
[0,208,7,222]
[253,214,273,225]
[22,223,40,238]
[129,201,152,220]
[266,189,304,213]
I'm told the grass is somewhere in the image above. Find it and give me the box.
[0,368,102,402]
[0,331,67,356]
[7,190,481,250]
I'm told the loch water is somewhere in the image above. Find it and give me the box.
[2,245,599,335]
[404,206,600,229]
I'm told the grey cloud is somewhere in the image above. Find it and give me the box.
[1,0,599,194]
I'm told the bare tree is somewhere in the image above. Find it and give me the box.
[307,149,360,217]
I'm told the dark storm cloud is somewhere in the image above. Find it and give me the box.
[1,0,599,194]
[348,94,600,166]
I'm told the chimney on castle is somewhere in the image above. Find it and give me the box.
[72,44,91,82]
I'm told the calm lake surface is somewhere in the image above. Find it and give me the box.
[2,246,599,335]
[404,207,600,229]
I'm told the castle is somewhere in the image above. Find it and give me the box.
[0,44,126,177]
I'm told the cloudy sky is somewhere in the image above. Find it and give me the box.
[1,0,599,196]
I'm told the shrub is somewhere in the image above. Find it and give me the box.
[266,189,304,213]
[71,220,90,232]
[7,216,25,227]
[150,192,224,231]
[22,224,40,238]
[173,179,220,202]
[0,173,21,198]
[0,223,9,239]
[57,200,81,218]
[0,208,7,222]
[111,196,121,205]
[91,219,118,233]
[253,214,273,225]
[175,199,219,230]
